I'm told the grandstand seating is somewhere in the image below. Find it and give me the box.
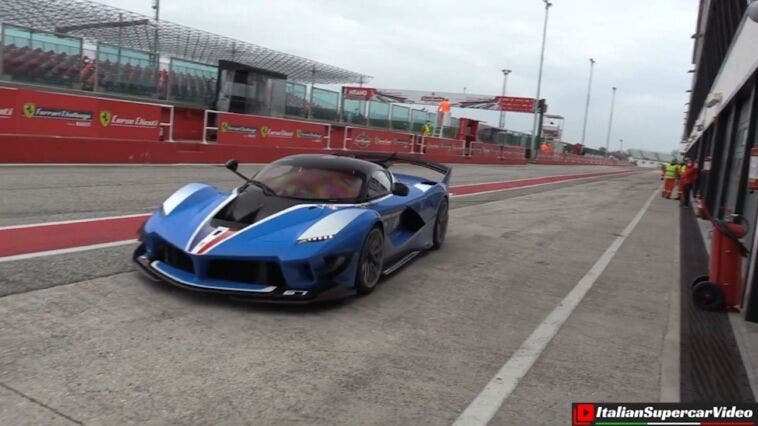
[1,43,216,105]
[2,45,84,87]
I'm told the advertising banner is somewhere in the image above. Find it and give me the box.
[348,86,543,112]
[343,127,414,153]
[15,89,97,138]
[342,86,378,101]
[496,96,536,113]
[470,141,501,159]
[0,87,17,133]
[501,145,526,160]
[10,88,164,140]
[96,98,161,140]
[216,112,330,148]
[422,136,465,156]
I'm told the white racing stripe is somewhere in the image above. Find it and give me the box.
[453,188,659,425]
[0,240,138,263]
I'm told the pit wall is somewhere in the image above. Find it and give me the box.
[0,86,624,166]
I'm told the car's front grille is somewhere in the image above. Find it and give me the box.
[206,259,286,287]
[157,243,194,274]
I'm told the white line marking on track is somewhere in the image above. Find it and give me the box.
[0,240,138,263]
[450,169,635,190]
[453,188,659,426]
[450,171,636,198]
[0,213,151,231]
[660,204,681,402]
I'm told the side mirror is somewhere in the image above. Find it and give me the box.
[225,159,239,172]
[392,182,409,196]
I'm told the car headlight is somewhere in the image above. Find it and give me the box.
[297,209,364,243]
[298,235,334,244]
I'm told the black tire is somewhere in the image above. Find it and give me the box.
[355,226,384,295]
[691,274,709,289]
[431,198,449,250]
[692,282,724,311]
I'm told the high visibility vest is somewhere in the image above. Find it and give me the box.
[664,163,679,178]
[422,124,432,136]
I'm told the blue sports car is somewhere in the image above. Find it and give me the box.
[133,153,451,301]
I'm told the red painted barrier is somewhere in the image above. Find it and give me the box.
[0,87,16,133]
[0,87,631,166]
[422,136,465,156]
[2,87,165,141]
[535,152,622,166]
[216,112,330,149]
[0,136,327,164]
[172,107,204,141]
[343,126,414,153]
[470,141,501,159]
[501,146,527,164]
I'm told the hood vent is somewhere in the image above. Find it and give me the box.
[211,186,303,229]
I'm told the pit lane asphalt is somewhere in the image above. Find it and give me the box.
[0,164,630,297]
[0,170,670,424]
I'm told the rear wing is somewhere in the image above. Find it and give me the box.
[335,151,452,185]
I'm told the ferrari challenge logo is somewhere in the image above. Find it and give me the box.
[23,103,36,118]
[19,103,93,121]
[99,110,112,127]
[260,126,270,138]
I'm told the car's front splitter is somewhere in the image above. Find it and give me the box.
[133,248,354,303]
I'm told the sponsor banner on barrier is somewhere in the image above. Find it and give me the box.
[345,127,414,152]
[0,87,17,133]
[96,98,161,140]
[470,142,501,158]
[16,89,97,137]
[501,146,526,157]
[8,88,164,140]
[216,112,329,148]
[423,136,465,156]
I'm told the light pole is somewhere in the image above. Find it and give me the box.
[580,58,595,146]
[529,0,552,160]
[499,69,512,129]
[619,138,624,152]
[604,86,617,156]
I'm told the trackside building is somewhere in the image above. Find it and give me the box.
[682,0,758,322]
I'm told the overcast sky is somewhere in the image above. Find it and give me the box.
[100,0,696,153]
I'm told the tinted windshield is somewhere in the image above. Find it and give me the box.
[253,163,364,201]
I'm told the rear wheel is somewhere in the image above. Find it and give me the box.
[355,227,384,295]
[692,282,724,311]
[432,198,449,250]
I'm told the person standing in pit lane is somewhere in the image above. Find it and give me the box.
[661,160,680,199]
[422,121,433,137]
[437,99,451,137]
[678,158,699,207]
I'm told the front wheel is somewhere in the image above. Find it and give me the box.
[431,198,449,250]
[355,227,384,295]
